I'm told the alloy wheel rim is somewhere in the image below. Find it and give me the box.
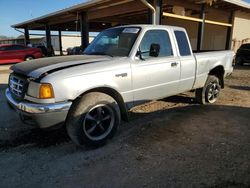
[82,104,115,141]
[207,82,220,103]
[26,57,33,61]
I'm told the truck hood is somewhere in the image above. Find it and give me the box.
[11,55,112,79]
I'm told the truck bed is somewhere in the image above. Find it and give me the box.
[193,50,234,89]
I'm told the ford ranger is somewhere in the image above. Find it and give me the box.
[6,25,234,147]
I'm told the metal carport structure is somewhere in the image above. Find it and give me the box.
[12,0,250,55]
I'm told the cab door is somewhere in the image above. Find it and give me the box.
[0,45,27,63]
[173,30,196,93]
[131,29,181,102]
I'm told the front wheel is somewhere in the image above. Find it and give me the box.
[66,92,121,147]
[195,75,221,104]
[236,57,244,65]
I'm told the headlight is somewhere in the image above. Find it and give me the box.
[27,81,54,99]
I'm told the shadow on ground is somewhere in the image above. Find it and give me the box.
[229,85,250,91]
[161,94,196,104]
[0,84,7,90]
[0,127,70,151]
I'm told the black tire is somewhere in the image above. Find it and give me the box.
[25,55,34,61]
[236,57,244,66]
[66,92,121,147]
[195,75,221,104]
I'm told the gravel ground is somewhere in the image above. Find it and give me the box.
[0,65,249,188]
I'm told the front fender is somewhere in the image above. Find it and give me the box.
[41,69,132,103]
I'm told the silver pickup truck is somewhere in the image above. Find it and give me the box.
[6,25,234,147]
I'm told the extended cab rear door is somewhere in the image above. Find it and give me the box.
[131,28,181,102]
[173,29,196,92]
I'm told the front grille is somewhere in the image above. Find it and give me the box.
[9,74,27,99]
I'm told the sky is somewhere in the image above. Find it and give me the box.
[1,0,250,37]
[0,0,87,37]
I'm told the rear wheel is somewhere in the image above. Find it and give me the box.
[66,92,121,147]
[25,55,34,61]
[195,75,221,104]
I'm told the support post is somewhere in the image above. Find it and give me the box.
[58,30,63,56]
[24,28,30,46]
[45,24,51,48]
[148,9,152,24]
[155,0,162,25]
[225,11,234,50]
[147,0,154,24]
[45,24,53,56]
[80,12,89,50]
[197,4,205,52]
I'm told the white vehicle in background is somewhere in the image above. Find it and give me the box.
[6,25,234,147]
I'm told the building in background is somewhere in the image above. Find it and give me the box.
[232,10,250,51]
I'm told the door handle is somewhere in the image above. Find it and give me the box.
[115,73,127,77]
[171,62,178,67]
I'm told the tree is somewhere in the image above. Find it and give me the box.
[0,35,8,39]
[17,35,24,39]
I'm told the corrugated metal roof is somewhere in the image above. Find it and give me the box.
[222,0,250,9]
[11,0,250,29]
[12,0,104,28]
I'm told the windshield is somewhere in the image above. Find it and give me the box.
[84,27,141,57]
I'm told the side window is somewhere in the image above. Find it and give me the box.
[3,46,13,51]
[174,31,191,56]
[139,30,173,59]
[0,46,7,51]
[4,45,27,51]
[11,45,27,50]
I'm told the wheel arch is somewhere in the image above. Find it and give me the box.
[209,66,225,88]
[76,87,129,122]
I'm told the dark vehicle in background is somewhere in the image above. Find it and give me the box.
[0,44,42,64]
[67,46,83,55]
[236,43,250,65]
[35,45,48,57]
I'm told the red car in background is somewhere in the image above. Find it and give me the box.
[0,44,42,64]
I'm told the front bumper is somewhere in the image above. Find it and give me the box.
[5,88,72,128]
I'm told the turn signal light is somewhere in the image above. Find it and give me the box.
[39,83,54,99]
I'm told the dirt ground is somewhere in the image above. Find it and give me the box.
[0,65,249,188]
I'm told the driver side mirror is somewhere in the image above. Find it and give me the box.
[149,43,160,57]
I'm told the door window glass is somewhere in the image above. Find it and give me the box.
[139,30,173,59]
[10,45,27,50]
[174,31,191,56]
[3,45,27,51]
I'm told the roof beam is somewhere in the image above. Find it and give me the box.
[88,0,146,20]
